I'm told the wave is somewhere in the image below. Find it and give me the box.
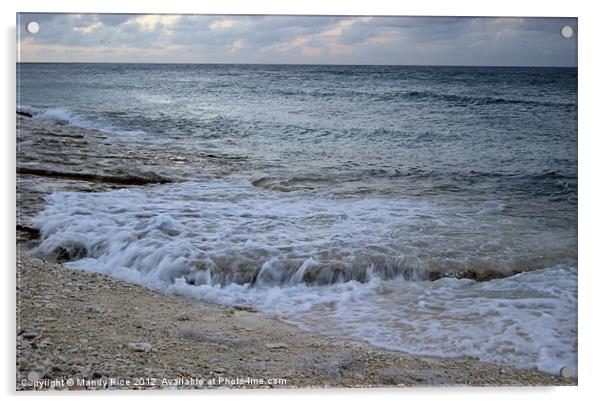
[31,179,575,286]
[28,179,577,375]
[378,90,576,107]
[251,169,577,202]
[238,86,576,108]
[166,264,577,376]
[17,105,147,137]
[30,181,444,286]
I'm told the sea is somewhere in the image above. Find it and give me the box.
[17,63,578,375]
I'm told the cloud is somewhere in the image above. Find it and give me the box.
[209,19,236,30]
[228,39,243,54]
[131,15,180,31]
[17,14,577,66]
[260,18,357,55]
[97,14,132,27]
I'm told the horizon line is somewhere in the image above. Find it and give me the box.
[16,61,577,68]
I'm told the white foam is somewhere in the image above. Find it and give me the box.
[32,179,573,284]
[33,180,444,286]
[39,108,77,124]
[19,105,147,137]
[166,265,577,375]
[31,179,578,375]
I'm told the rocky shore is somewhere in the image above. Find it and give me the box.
[16,254,575,390]
[16,111,577,389]
[16,110,247,244]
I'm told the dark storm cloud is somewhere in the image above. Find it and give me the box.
[17,14,577,66]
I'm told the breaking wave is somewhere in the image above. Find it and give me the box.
[28,179,577,375]
[17,105,147,137]
[31,179,575,288]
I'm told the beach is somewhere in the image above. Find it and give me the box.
[16,253,574,390]
[15,108,577,388]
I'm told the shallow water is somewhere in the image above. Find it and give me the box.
[18,63,578,374]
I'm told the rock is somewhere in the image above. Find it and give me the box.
[265,342,289,350]
[128,342,152,353]
[85,306,106,315]
[22,331,38,340]
[27,371,41,382]
[17,110,33,118]
[175,312,190,321]
[233,305,257,312]
[18,359,29,371]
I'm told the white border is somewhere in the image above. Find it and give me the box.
[6,0,582,17]
[3,1,600,403]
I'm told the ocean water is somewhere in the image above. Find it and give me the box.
[18,63,578,374]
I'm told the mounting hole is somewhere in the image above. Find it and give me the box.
[26,21,40,34]
[560,25,573,39]
[559,366,573,378]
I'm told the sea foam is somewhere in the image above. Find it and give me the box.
[30,179,578,375]
[18,105,146,137]
[167,265,577,376]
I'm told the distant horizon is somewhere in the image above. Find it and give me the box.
[16,61,577,68]
[17,14,577,67]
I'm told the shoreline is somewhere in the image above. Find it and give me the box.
[16,111,577,389]
[16,253,575,390]
[16,110,244,243]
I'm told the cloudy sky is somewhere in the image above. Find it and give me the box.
[17,14,577,66]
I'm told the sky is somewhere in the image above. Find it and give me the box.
[17,14,577,66]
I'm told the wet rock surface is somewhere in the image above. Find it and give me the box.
[16,112,248,243]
